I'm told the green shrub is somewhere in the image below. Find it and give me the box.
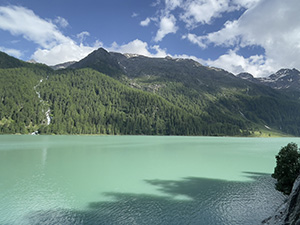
[272,143,300,195]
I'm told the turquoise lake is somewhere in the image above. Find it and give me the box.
[0,135,298,224]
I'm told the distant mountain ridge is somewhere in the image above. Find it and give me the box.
[67,49,300,94]
[66,48,300,136]
[69,48,123,77]
[1,48,300,136]
[0,51,28,68]
[237,68,300,92]
[69,48,300,94]
[50,61,76,70]
[69,48,249,91]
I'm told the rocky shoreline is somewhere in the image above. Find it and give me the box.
[262,175,300,224]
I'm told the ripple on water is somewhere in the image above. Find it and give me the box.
[215,174,285,225]
[0,136,291,225]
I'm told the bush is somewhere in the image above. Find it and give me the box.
[272,143,300,195]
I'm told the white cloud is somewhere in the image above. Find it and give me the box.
[180,0,230,27]
[108,39,208,65]
[140,17,151,26]
[184,0,300,76]
[151,0,260,42]
[233,0,260,9]
[0,5,168,65]
[162,0,260,29]
[237,0,300,72]
[151,0,162,7]
[110,39,150,56]
[183,33,207,48]
[32,42,101,65]
[0,6,69,49]
[150,45,168,57]
[185,20,240,48]
[10,39,20,44]
[131,12,138,18]
[0,46,22,58]
[165,0,183,11]
[0,5,102,65]
[154,14,178,42]
[54,16,69,28]
[205,50,274,77]
[109,39,167,58]
[77,31,90,43]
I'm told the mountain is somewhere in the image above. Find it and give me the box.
[0,51,28,69]
[70,48,245,91]
[260,69,300,91]
[50,61,76,70]
[67,48,300,136]
[69,48,123,77]
[236,72,257,82]
[27,59,38,64]
[237,68,300,93]
[1,49,300,136]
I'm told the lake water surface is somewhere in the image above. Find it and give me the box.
[0,135,298,224]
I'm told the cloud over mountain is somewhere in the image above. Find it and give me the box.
[181,0,300,76]
[0,5,100,65]
[0,1,299,77]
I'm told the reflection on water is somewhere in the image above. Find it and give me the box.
[42,147,47,168]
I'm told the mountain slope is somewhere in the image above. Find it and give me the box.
[238,68,300,94]
[1,65,208,135]
[259,69,300,91]
[69,48,300,136]
[1,50,300,136]
[51,61,76,70]
[37,68,208,135]
[70,48,247,91]
[0,67,51,133]
[0,51,28,69]
[69,48,123,77]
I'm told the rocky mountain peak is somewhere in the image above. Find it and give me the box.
[69,47,123,77]
[124,53,142,58]
[237,72,255,80]
[269,68,300,81]
[27,59,38,64]
[237,68,300,92]
[50,61,76,70]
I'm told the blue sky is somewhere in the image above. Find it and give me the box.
[0,0,299,77]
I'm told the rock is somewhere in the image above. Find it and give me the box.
[263,174,300,224]
[31,131,38,135]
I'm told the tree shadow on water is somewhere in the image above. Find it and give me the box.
[25,172,284,225]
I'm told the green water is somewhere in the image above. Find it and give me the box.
[0,135,298,224]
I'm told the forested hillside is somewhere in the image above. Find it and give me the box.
[0,67,51,133]
[0,65,207,135]
[1,49,300,136]
[37,69,208,135]
[70,48,300,136]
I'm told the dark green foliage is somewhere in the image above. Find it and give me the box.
[0,67,50,134]
[218,94,300,136]
[0,52,27,69]
[70,48,123,77]
[0,51,52,71]
[73,48,300,136]
[272,143,300,195]
[37,69,205,135]
[3,50,300,136]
